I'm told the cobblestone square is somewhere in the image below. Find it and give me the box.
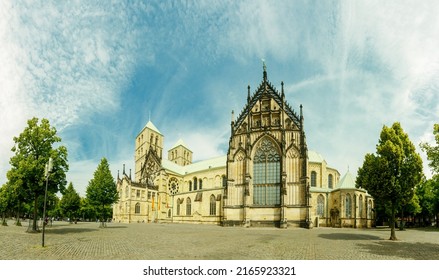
[1,220,439,260]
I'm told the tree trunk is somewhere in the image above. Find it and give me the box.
[389,205,397,240]
[15,205,21,226]
[436,214,439,228]
[399,208,404,230]
[99,204,106,228]
[28,196,39,232]
[2,213,7,226]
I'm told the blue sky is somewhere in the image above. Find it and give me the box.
[1,0,439,196]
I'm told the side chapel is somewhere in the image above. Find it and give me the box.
[112,66,374,228]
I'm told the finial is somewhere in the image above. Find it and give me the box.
[231,110,235,123]
[148,110,151,122]
[281,81,285,98]
[262,59,267,81]
[117,170,120,179]
[247,85,250,102]
[123,164,125,175]
[129,169,132,179]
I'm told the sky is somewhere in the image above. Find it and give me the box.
[1,0,439,196]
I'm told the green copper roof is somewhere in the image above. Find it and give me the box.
[335,170,356,189]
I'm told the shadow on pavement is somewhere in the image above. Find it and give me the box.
[357,241,439,260]
[318,233,382,240]
[46,227,99,234]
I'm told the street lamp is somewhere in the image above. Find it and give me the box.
[42,157,53,247]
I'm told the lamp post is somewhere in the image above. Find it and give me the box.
[42,157,53,247]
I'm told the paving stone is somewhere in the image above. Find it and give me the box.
[1,220,438,260]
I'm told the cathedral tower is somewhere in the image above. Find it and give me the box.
[134,120,164,182]
[168,139,193,166]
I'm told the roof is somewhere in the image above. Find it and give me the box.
[234,69,301,131]
[162,155,227,176]
[308,150,325,163]
[144,121,162,135]
[171,138,191,151]
[335,170,356,189]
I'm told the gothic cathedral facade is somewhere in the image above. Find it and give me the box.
[112,67,374,228]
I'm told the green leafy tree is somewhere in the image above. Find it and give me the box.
[5,118,68,232]
[415,177,436,225]
[421,124,439,174]
[86,158,118,227]
[0,184,13,226]
[356,122,423,240]
[420,124,439,227]
[401,192,421,227]
[78,198,97,221]
[60,182,81,223]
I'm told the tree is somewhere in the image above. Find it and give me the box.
[420,123,439,227]
[421,124,439,174]
[0,184,13,226]
[356,122,423,240]
[5,118,69,232]
[86,158,118,228]
[415,177,436,226]
[60,182,81,223]
[78,198,97,222]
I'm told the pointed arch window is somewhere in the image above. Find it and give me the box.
[317,195,324,217]
[359,195,363,218]
[135,203,140,214]
[186,197,191,216]
[345,194,352,218]
[311,171,317,187]
[199,178,203,190]
[176,199,181,215]
[193,177,198,191]
[209,195,216,216]
[367,199,372,219]
[253,138,281,206]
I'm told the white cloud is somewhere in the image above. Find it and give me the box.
[2,0,439,194]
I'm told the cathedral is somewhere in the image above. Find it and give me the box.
[112,66,374,228]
